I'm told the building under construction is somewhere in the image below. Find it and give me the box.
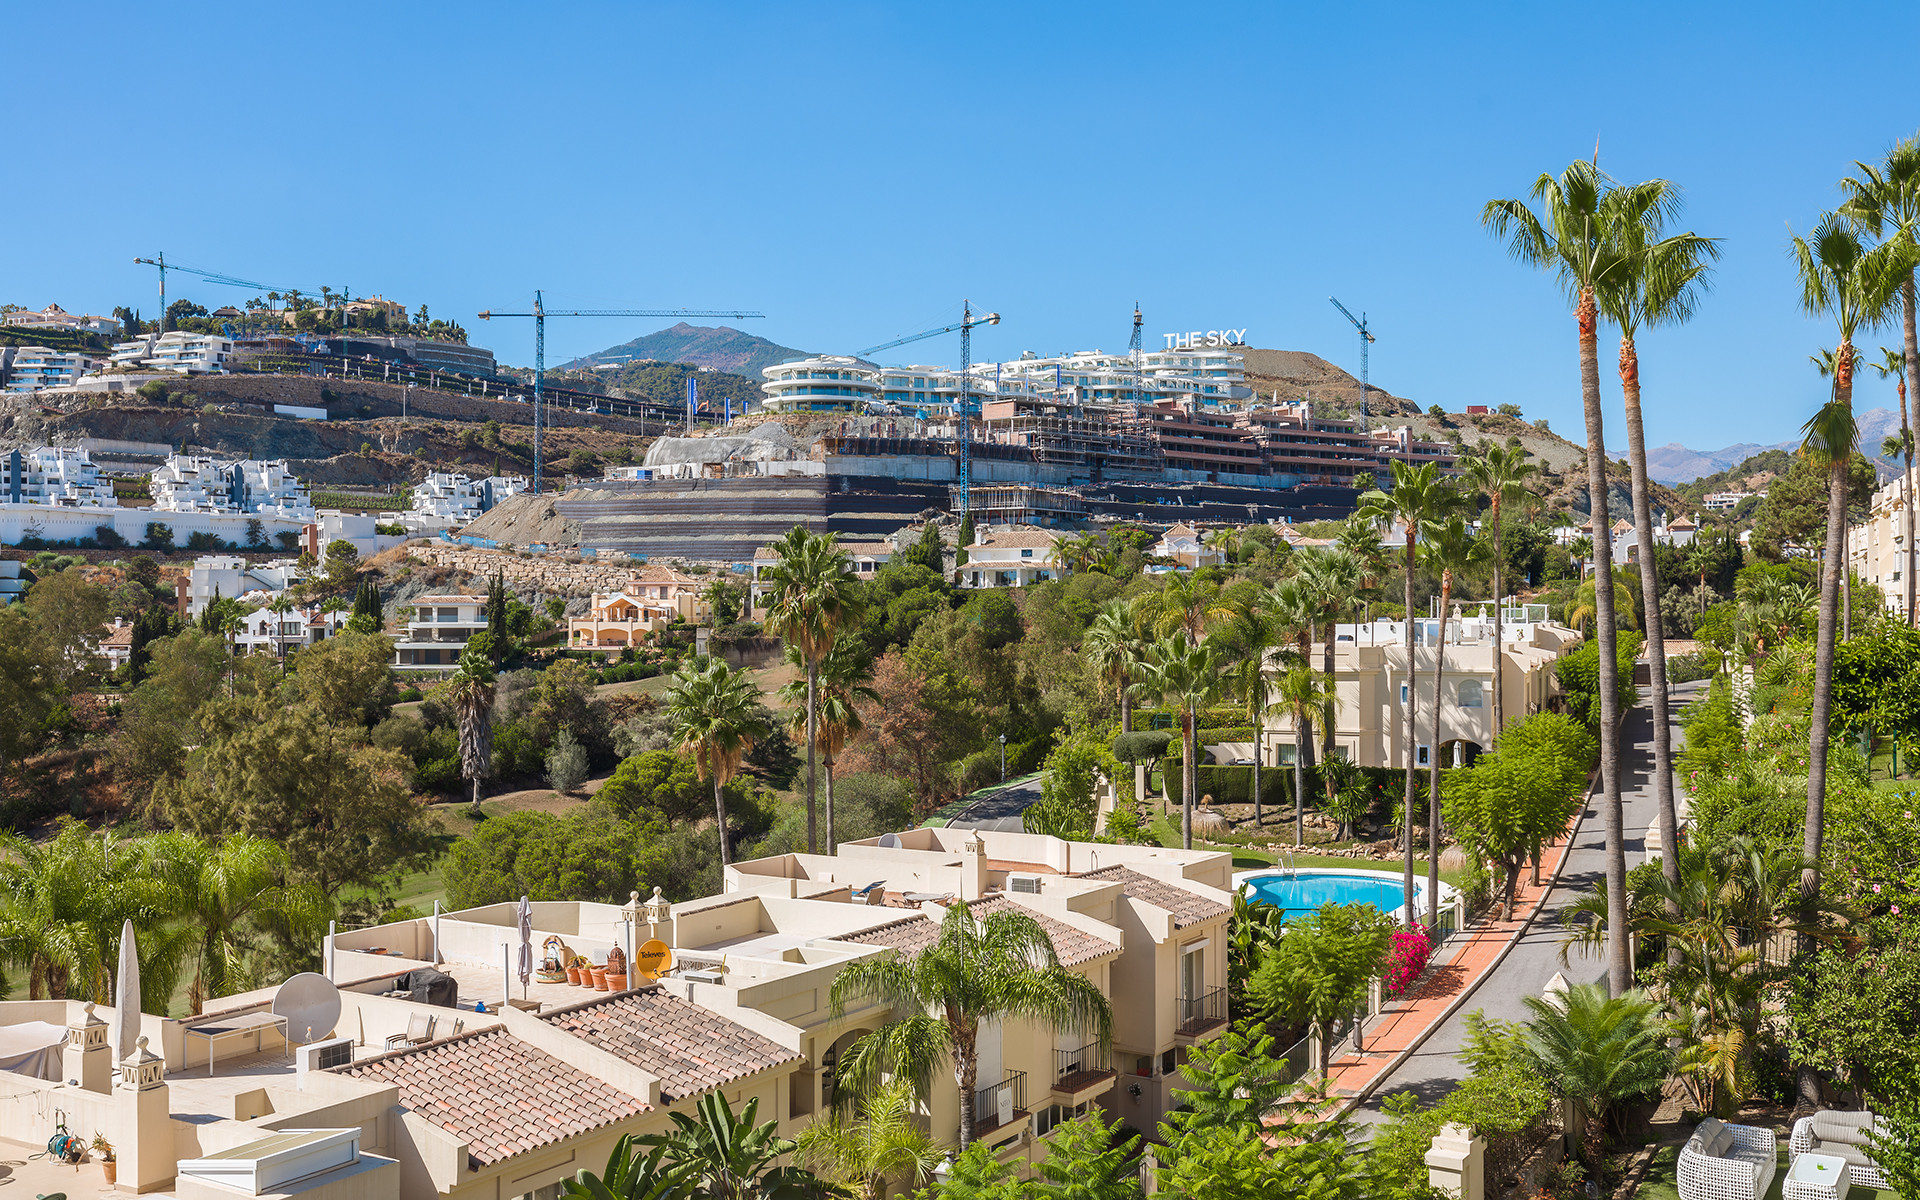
[543,397,1453,561]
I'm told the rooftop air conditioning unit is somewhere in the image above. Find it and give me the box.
[684,968,725,984]
[1008,873,1043,895]
[294,1036,355,1088]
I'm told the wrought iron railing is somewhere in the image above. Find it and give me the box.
[973,1070,1027,1130]
[1054,1043,1111,1085]
[1177,987,1227,1035]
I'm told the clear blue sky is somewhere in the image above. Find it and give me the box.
[10,3,1920,450]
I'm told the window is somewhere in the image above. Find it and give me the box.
[1399,683,1410,704]
[1416,745,1431,767]
[1458,680,1484,709]
[1036,1104,1065,1136]
[1276,744,1297,765]
[1180,943,1204,1001]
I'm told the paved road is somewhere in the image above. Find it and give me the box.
[944,774,1045,833]
[1350,681,1701,1124]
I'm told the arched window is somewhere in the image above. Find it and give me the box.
[1458,680,1485,709]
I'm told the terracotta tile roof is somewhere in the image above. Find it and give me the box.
[98,625,133,648]
[632,565,700,586]
[1160,523,1200,540]
[334,1029,647,1167]
[839,894,1119,967]
[541,989,801,1102]
[1074,865,1229,929]
[972,530,1060,550]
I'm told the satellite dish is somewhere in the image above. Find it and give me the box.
[636,939,674,982]
[878,832,903,849]
[273,972,342,1046]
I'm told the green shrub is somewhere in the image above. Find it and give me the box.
[1111,730,1174,764]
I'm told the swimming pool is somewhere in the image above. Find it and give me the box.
[1234,867,1454,924]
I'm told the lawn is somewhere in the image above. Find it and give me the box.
[1635,1142,1892,1200]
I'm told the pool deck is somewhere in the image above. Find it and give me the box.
[1313,826,1577,1107]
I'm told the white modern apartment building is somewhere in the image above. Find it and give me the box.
[109,330,236,374]
[1,346,98,394]
[1,446,117,506]
[177,555,307,618]
[1849,468,1917,620]
[230,602,348,656]
[406,471,527,531]
[149,455,315,520]
[1703,491,1759,512]
[1,303,118,335]
[961,528,1063,589]
[393,593,489,670]
[761,347,1252,416]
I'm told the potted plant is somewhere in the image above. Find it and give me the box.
[605,945,628,991]
[567,954,590,986]
[92,1134,115,1185]
[590,962,609,991]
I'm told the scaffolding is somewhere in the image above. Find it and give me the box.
[950,484,1087,526]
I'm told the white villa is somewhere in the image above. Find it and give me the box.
[392,593,489,670]
[961,528,1063,589]
[110,331,236,374]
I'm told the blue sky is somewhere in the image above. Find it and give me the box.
[10,2,1920,449]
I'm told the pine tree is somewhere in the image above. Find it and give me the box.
[485,572,507,653]
[955,512,975,569]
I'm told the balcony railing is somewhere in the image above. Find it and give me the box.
[1176,987,1228,1038]
[1053,1044,1112,1092]
[973,1070,1027,1132]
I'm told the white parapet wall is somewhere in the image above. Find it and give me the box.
[0,504,308,548]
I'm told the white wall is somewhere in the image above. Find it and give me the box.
[0,504,308,548]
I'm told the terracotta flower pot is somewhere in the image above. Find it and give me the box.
[607,972,628,992]
[103,1161,117,1185]
[566,967,582,985]
[591,967,608,991]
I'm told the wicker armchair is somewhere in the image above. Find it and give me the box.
[1677,1117,1777,1200]
[1792,1111,1890,1191]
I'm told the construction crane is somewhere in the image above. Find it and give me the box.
[1128,302,1144,405]
[856,302,1001,516]
[478,292,765,494]
[133,252,324,333]
[1328,296,1375,423]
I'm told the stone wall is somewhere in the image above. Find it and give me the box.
[405,543,673,597]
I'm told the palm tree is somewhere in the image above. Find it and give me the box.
[1135,635,1221,849]
[1683,536,1718,617]
[1294,546,1365,777]
[662,659,770,867]
[1264,576,1319,759]
[1809,348,1866,640]
[1208,526,1246,565]
[795,1080,941,1200]
[1270,663,1338,848]
[827,901,1112,1149]
[1082,598,1149,734]
[1873,345,1916,624]
[1358,459,1462,924]
[1486,159,1637,996]
[1842,136,1920,626]
[1567,534,1594,580]
[444,647,496,814]
[1788,216,1908,1055]
[777,638,876,851]
[1521,983,1670,1165]
[0,823,159,1002]
[1225,601,1281,828]
[1418,513,1488,924]
[625,1092,832,1199]
[1153,572,1230,645]
[1460,445,1542,735]
[146,833,327,1014]
[762,526,866,854]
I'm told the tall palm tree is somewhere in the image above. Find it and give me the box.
[762,526,866,854]
[1460,445,1542,735]
[1082,597,1149,733]
[1842,136,1920,626]
[827,901,1112,1149]
[1270,663,1338,848]
[1224,601,1281,828]
[1294,546,1365,777]
[795,1080,942,1200]
[1874,345,1916,624]
[1153,572,1230,645]
[1485,159,1637,995]
[145,833,327,1014]
[1594,179,1719,902]
[1809,348,1865,639]
[1137,635,1222,849]
[1418,513,1488,924]
[1358,459,1462,924]
[0,823,158,1002]
[1264,576,1319,762]
[1789,217,1908,1023]
[777,638,876,851]
[444,647,496,814]
[663,659,770,867]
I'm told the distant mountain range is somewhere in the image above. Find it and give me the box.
[1620,407,1907,483]
[557,323,810,378]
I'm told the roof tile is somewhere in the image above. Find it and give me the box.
[1074,865,1229,929]
[540,990,801,1103]
[840,894,1120,967]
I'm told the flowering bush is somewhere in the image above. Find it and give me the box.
[1384,928,1432,997]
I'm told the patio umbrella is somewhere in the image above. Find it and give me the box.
[115,919,141,1065]
[516,895,533,1000]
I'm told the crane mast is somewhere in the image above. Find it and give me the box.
[1328,296,1375,423]
[853,304,1001,518]
[1128,302,1144,406]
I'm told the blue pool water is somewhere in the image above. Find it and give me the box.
[1242,871,1412,920]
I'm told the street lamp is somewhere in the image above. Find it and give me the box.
[998,733,1007,784]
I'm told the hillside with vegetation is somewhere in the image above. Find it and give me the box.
[556,321,810,377]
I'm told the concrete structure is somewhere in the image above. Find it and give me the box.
[151,456,315,520]
[392,593,488,670]
[2,302,118,335]
[302,512,408,561]
[110,330,236,374]
[178,555,307,619]
[406,471,527,532]
[961,528,1062,588]
[1704,490,1760,512]
[1850,467,1917,619]
[2,345,98,393]
[1262,608,1583,769]
[0,446,117,506]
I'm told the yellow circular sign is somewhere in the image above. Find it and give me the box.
[636,939,673,980]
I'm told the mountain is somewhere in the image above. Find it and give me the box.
[1618,408,1909,484]
[557,323,811,379]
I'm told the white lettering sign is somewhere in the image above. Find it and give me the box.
[1161,329,1248,349]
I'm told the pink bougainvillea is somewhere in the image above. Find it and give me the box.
[1383,928,1432,997]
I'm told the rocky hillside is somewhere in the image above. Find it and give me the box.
[555,322,810,377]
